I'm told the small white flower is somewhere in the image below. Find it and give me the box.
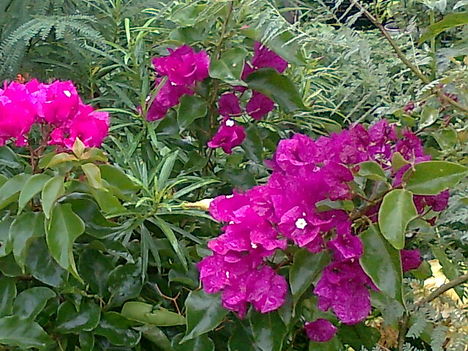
[295,218,308,230]
[229,221,234,224]
[226,194,234,199]
[251,242,258,249]
[63,90,72,98]
[225,271,230,278]
[225,119,235,127]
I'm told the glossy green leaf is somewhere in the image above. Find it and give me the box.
[419,106,439,129]
[139,325,173,351]
[391,152,410,172]
[12,287,55,319]
[46,203,85,281]
[55,300,101,333]
[150,217,187,270]
[360,225,403,303]
[173,333,214,351]
[177,95,207,129]
[99,164,139,200]
[358,161,387,181]
[289,250,329,303]
[0,174,30,210]
[181,290,228,342]
[44,152,78,168]
[378,189,417,249]
[89,188,127,216]
[79,332,95,351]
[121,301,185,326]
[78,249,113,297]
[0,254,22,277]
[82,163,103,189]
[250,311,286,351]
[242,125,263,164]
[419,12,468,43]
[25,237,68,287]
[209,48,248,85]
[94,311,141,347]
[69,196,120,238]
[41,176,65,219]
[404,161,467,195]
[228,322,258,351]
[246,68,305,113]
[0,315,51,349]
[17,174,51,214]
[0,277,16,317]
[0,218,12,257]
[107,263,143,307]
[10,212,45,269]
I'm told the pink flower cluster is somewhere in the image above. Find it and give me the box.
[0,80,109,148]
[199,120,448,341]
[148,46,210,121]
[208,42,288,153]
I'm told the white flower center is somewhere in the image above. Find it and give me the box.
[225,119,235,127]
[225,271,230,278]
[226,194,234,199]
[295,218,308,230]
[63,90,72,98]
[251,242,258,249]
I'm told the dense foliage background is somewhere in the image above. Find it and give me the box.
[0,0,466,350]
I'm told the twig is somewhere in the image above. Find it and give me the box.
[349,0,468,114]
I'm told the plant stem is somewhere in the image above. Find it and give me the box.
[349,0,468,114]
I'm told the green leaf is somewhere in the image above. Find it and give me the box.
[177,95,207,129]
[228,322,258,351]
[360,225,403,304]
[172,333,214,351]
[107,263,143,308]
[358,161,387,181]
[0,315,51,349]
[90,188,127,216]
[181,290,228,342]
[17,174,51,214]
[44,152,78,168]
[12,287,55,319]
[378,189,417,249]
[419,106,439,129]
[82,163,103,189]
[41,176,65,219]
[0,277,16,317]
[209,48,248,85]
[99,164,140,199]
[157,151,179,192]
[249,311,287,351]
[46,203,85,281]
[242,125,264,164]
[55,300,101,333]
[0,254,22,277]
[0,174,30,210]
[419,12,468,43]
[150,217,187,270]
[404,161,467,195]
[94,312,141,347]
[79,332,95,351]
[78,249,113,297]
[10,212,45,269]
[121,301,185,326]
[289,250,329,303]
[371,291,404,327]
[246,68,304,113]
[0,218,12,257]
[25,238,68,287]
[139,325,173,351]
[309,337,341,351]
[391,152,410,172]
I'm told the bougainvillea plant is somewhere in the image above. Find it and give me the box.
[198,120,466,342]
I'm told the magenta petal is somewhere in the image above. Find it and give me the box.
[218,93,242,117]
[401,249,422,272]
[207,120,246,153]
[305,319,337,342]
[251,42,288,73]
[246,91,275,120]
